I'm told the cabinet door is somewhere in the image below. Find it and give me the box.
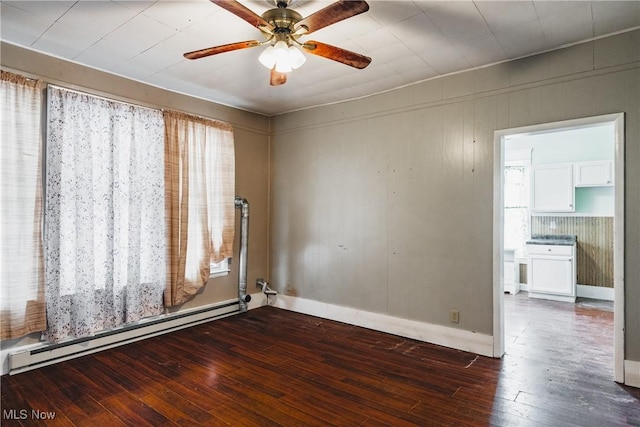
[531,164,574,212]
[575,160,613,186]
[529,256,574,296]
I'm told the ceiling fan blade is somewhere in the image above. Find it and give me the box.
[295,0,369,35]
[302,41,371,69]
[209,0,272,30]
[270,67,287,86]
[184,40,261,60]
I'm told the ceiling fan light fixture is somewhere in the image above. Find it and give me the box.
[261,40,305,73]
[258,45,277,69]
[273,40,290,61]
[288,45,306,69]
[274,60,293,73]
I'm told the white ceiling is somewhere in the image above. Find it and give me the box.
[2,1,639,116]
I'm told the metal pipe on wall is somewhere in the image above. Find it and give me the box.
[235,196,251,312]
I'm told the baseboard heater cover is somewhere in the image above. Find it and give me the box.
[9,300,240,375]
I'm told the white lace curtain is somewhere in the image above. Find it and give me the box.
[0,71,47,339]
[44,86,166,342]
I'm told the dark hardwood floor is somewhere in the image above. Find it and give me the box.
[2,293,639,426]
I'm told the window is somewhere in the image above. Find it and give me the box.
[1,72,236,341]
[164,110,235,306]
[43,86,166,342]
[0,71,47,339]
[210,258,230,277]
[504,163,530,257]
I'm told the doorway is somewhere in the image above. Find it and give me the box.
[492,113,625,382]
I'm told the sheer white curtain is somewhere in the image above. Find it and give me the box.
[0,71,46,339]
[44,86,166,342]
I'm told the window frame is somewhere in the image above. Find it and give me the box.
[504,159,531,258]
[210,258,230,278]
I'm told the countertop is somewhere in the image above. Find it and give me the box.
[525,234,577,246]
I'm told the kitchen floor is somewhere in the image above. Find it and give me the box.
[573,296,614,312]
[506,292,614,345]
[504,291,628,423]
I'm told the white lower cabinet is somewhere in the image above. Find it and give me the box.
[527,244,576,302]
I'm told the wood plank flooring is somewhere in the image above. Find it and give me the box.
[2,293,639,426]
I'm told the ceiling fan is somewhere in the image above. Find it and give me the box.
[183,0,372,86]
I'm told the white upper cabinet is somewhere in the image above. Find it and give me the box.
[574,160,613,187]
[531,164,574,212]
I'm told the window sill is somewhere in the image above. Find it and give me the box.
[209,270,230,279]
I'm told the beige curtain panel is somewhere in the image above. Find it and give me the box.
[163,111,235,307]
[0,71,47,339]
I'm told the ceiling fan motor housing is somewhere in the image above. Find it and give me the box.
[262,8,303,34]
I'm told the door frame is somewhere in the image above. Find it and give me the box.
[492,113,625,383]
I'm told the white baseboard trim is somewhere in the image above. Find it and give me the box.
[506,285,614,301]
[624,360,640,388]
[272,295,494,358]
[577,284,615,301]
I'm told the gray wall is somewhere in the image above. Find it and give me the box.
[1,30,638,365]
[271,31,639,358]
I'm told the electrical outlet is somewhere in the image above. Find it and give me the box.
[450,309,460,324]
[286,282,292,292]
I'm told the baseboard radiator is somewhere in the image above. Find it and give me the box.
[9,300,240,375]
